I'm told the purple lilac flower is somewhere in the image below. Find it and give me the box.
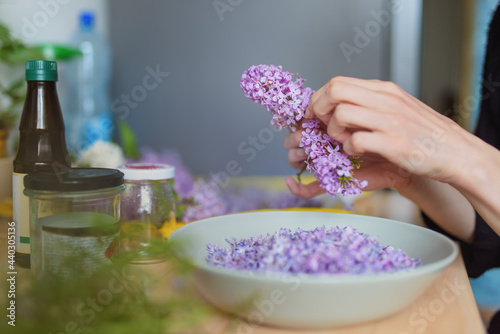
[240,64,368,197]
[182,180,229,223]
[206,225,420,274]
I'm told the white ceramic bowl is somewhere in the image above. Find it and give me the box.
[169,211,458,329]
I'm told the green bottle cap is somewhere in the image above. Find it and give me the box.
[25,60,58,81]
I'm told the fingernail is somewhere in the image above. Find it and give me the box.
[304,109,312,118]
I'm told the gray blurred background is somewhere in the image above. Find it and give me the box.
[1,0,426,176]
[107,0,392,175]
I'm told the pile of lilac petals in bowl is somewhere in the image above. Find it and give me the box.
[169,211,458,329]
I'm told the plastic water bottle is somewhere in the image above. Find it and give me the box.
[64,11,113,153]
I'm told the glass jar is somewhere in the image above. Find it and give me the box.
[118,163,176,263]
[24,168,124,277]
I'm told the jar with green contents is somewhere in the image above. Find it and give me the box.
[118,163,176,263]
[24,168,124,277]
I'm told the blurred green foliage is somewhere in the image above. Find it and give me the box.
[1,239,213,334]
[0,21,81,130]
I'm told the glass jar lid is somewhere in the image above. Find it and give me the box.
[118,163,175,181]
[24,168,124,191]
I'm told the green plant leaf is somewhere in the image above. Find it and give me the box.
[2,46,45,64]
[0,109,18,129]
[33,43,82,60]
[4,77,24,97]
[0,77,25,129]
[117,119,140,159]
[0,22,11,44]
[0,21,29,65]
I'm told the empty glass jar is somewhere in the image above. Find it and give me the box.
[118,163,176,263]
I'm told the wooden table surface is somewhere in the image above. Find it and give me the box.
[196,254,485,334]
[0,190,487,334]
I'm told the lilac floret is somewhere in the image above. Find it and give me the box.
[206,225,420,274]
[240,64,368,197]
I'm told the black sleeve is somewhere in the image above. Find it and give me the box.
[422,5,500,279]
[489,311,500,334]
[423,213,500,278]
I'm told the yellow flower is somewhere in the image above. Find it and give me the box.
[0,198,13,218]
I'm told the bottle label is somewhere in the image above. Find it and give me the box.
[12,173,30,254]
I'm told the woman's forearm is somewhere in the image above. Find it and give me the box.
[399,136,500,242]
[300,76,500,239]
[398,176,476,243]
[451,138,500,237]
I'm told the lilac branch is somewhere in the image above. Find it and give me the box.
[240,64,367,197]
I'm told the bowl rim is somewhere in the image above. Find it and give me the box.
[169,211,459,284]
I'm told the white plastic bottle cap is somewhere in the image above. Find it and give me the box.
[118,163,175,181]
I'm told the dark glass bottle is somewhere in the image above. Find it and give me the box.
[13,60,71,268]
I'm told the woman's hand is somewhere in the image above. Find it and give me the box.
[282,76,500,240]
[305,76,476,185]
[282,126,415,198]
